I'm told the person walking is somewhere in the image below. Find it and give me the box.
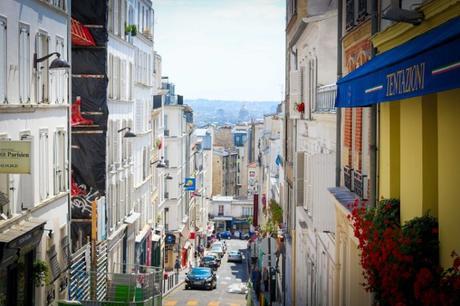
[251,265,262,301]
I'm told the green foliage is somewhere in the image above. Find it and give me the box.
[33,260,50,287]
[125,24,137,36]
[269,199,283,225]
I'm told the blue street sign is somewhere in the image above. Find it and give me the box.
[184,178,196,191]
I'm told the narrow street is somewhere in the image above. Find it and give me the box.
[164,239,249,306]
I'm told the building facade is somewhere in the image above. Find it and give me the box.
[0,0,70,304]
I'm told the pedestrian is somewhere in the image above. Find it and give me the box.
[262,267,269,292]
[251,266,261,300]
[174,258,180,273]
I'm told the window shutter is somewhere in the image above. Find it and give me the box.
[0,18,7,103]
[289,70,301,119]
[113,121,120,166]
[296,152,304,207]
[19,25,31,103]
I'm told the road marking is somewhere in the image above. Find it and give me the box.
[224,276,232,280]
[186,300,199,306]
[208,302,220,306]
[164,301,177,306]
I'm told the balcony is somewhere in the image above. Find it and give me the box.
[314,84,336,113]
[344,166,353,192]
[354,171,368,200]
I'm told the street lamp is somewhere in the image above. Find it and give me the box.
[33,52,70,70]
[118,127,137,138]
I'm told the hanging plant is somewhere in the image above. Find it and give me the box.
[295,102,305,113]
[33,260,50,287]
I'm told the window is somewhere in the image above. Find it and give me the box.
[135,99,144,133]
[36,32,50,103]
[108,0,114,33]
[50,36,66,104]
[218,205,224,216]
[53,128,67,194]
[39,129,50,200]
[0,18,7,103]
[287,0,297,24]
[242,207,253,217]
[346,0,355,29]
[128,62,133,100]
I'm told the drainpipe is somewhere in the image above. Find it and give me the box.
[369,0,379,208]
[336,0,343,187]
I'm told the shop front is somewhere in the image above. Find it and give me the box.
[0,219,45,306]
[135,226,152,268]
[336,14,460,268]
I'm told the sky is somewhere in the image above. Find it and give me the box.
[153,0,285,102]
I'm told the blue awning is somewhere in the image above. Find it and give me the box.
[336,17,460,108]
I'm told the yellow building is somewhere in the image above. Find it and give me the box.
[334,1,460,305]
[372,0,460,268]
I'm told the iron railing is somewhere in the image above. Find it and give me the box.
[314,84,336,113]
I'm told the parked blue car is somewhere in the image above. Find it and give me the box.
[217,231,232,239]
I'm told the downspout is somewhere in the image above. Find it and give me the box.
[369,0,379,208]
[336,0,343,187]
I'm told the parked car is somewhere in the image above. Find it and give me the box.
[217,231,232,240]
[227,250,243,263]
[185,267,217,290]
[210,245,224,258]
[212,241,226,253]
[200,255,219,270]
[242,232,251,240]
[206,252,221,266]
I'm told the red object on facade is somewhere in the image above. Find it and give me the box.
[71,18,96,46]
[253,194,259,227]
[181,249,187,267]
[189,232,196,240]
[71,96,94,126]
[296,102,305,113]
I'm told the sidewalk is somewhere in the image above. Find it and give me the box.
[162,267,188,296]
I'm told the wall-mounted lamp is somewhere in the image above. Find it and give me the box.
[151,156,167,168]
[44,229,54,239]
[118,127,137,138]
[34,52,70,70]
[164,173,173,180]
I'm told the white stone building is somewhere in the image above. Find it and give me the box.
[288,2,338,305]
[0,0,70,304]
[106,0,156,272]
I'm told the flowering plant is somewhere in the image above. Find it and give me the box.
[155,138,162,150]
[348,199,460,306]
[295,102,305,113]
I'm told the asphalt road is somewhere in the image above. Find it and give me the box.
[163,239,249,306]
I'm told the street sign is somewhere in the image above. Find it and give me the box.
[165,233,176,245]
[184,177,196,191]
[0,141,31,174]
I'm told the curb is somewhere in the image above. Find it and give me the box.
[162,279,185,297]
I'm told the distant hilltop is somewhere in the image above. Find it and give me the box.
[186,98,280,126]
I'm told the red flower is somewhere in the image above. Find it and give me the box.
[453,257,460,270]
[296,102,305,113]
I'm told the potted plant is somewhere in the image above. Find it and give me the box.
[125,24,137,36]
[33,260,50,287]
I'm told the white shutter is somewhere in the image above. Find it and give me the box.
[113,121,120,166]
[19,24,30,103]
[0,18,7,103]
[39,129,50,200]
[296,151,305,207]
[108,54,112,99]
[289,70,301,119]
[135,100,143,133]
[120,60,124,100]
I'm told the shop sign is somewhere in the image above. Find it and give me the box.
[0,141,31,174]
[165,233,176,245]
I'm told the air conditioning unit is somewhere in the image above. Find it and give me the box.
[164,129,170,136]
